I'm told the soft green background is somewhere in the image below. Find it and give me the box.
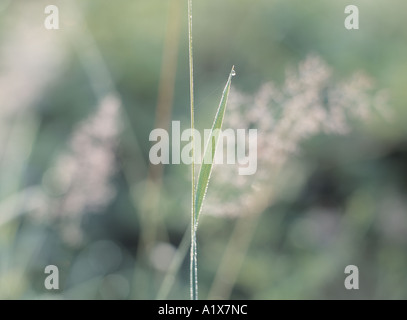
[0,0,406,299]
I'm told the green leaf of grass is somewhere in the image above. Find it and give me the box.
[194,66,235,227]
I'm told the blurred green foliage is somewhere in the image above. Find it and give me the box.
[0,0,406,299]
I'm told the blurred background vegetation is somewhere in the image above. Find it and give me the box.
[0,0,406,299]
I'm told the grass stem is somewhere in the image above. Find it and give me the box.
[187,0,198,301]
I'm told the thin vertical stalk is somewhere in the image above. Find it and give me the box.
[188,0,198,300]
